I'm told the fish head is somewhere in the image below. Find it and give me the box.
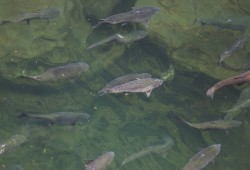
[78,62,89,71]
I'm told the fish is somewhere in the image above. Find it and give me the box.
[0,134,26,155]
[0,7,61,25]
[18,112,90,125]
[196,16,250,32]
[206,70,250,99]
[219,34,250,65]
[178,116,241,130]
[85,151,114,170]
[93,6,160,28]
[182,144,221,170]
[87,30,147,50]
[121,136,174,166]
[99,77,163,97]
[20,62,89,82]
[224,99,250,120]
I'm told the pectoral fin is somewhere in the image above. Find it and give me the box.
[146,90,152,97]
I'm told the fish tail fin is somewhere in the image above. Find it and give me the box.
[17,112,30,118]
[0,20,11,25]
[92,20,105,29]
[177,115,193,127]
[206,87,215,99]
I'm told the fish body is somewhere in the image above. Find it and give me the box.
[122,136,174,166]
[197,16,250,31]
[178,116,241,130]
[87,30,147,50]
[18,112,90,125]
[99,73,152,95]
[85,151,114,170]
[206,70,250,99]
[183,144,221,170]
[219,34,250,64]
[93,6,160,28]
[0,134,26,155]
[1,7,61,25]
[99,77,163,97]
[224,99,250,120]
[21,62,89,82]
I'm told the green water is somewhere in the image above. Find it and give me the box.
[0,0,250,170]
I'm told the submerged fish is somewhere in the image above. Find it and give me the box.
[87,30,147,50]
[0,7,61,25]
[0,134,26,155]
[122,136,174,166]
[178,116,241,130]
[93,6,160,28]
[99,77,163,97]
[85,151,114,170]
[206,70,250,99]
[183,144,221,170]
[18,112,90,125]
[20,62,89,82]
[196,16,250,31]
[219,34,250,65]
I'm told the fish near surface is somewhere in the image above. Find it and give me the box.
[206,70,250,99]
[219,34,250,65]
[178,116,241,130]
[121,136,174,166]
[0,7,61,25]
[85,151,114,170]
[87,30,147,50]
[21,62,89,82]
[0,134,26,155]
[93,6,160,28]
[182,144,221,170]
[18,112,90,125]
[99,77,163,97]
[98,73,152,95]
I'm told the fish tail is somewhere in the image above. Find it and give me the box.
[0,20,11,25]
[92,20,105,29]
[206,87,215,99]
[177,115,194,127]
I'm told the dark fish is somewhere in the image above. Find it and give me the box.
[99,77,163,97]
[122,136,174,166]
[178,116,241,130]
[99,73,152,95]
[219,34,250,65]
[183,144,221,170]
[85,151,114,170]
[21,62,89,82]
[0,134,26,155]
[206,70,250,99]
[93,6,160,28]
[87,30,147,50]
[196,16,250,31]
[18,112,90,125]
[0,7,61,25]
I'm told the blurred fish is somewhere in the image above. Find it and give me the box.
[206,70,250,99]
[20,62,89,82]
[182,144,221,170]
[122,136,174,166]
[99,77,163,97]
[224,99,250,120]
[18,112,90,125]
[0,134,26,155]
[0,7,61,25]
[93,6,160,28]
[178,116,241,130]
[87,30,147,50]
[85,151,114,170]
[219,34,250,65]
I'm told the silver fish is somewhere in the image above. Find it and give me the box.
[178,116,241,130]
[0,134,26,155]
[18,112,90,125]
[21,62,89,82]
[93,6,160,28]
[87,30,147,50]
[85,151,114,170]
[0,7,61,25]
[219,34,250,65]
[99,77,163,97]
[183,144,221,170]
[122,136,174,166]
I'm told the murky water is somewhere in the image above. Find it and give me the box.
[0,0,250,170]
